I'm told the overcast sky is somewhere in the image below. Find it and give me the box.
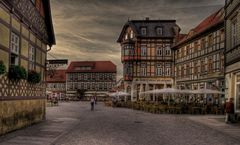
[48,0,224,79]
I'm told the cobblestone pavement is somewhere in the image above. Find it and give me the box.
[0,102,240,145]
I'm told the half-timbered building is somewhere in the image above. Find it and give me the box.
[117,18,180,101]
[66,61,117,101]
[0,0,55,135]
[225,0,240,113]
[172,9,225,97]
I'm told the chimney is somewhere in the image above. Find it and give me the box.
[145,17,150,21]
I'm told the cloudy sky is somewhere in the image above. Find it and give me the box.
[49,0,224,79]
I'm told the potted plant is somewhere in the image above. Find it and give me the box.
[28,70,41,84]
[0,61,6,75]
[8,65,27,81]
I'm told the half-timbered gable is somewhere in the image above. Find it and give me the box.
[118,18,180,101]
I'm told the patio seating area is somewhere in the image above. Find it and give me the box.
[109,88,225,115]
[113,101,225,115]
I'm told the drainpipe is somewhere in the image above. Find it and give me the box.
[47,45,52,52]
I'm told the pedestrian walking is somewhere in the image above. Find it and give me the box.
[225,98,235,123]
[90,97,95,111]
[94,96,97,105]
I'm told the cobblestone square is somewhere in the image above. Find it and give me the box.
[0,102,239,145]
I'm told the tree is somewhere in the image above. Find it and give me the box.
[76,89,86,100]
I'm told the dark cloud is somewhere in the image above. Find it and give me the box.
[49,0,224,79]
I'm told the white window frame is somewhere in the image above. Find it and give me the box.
[141,46,147,56]
[130,30,134,38]
[125,34,128,40]
[140,64,147,76]
[156,47,162,56]
[10,32,20,65]
[165,44,171,56]
[156,64,162,76]
[165,68,171,76]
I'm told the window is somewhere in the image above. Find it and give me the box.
[130,30,134,38]
[208,35,213,47]
[186,64,190,76]
[201,39,205,49]
[141,46,147,56]
[185,46,189,55]
[165,45,171,56]
[156,63,162,76]
[76,66,92,70]
[201,59,205,73]
[156,47,162,56]
[231,20,237,47]
[194,62,198,74]
[141,27,147,35]
[208,57,213,73]
[124,45,134,56]
[194,41,198,53]
[165,63,171,76]
[10,33,20,65]
[165,68,171,76]
[29,45,35,70]
[181,66,184,77]
[156,27,163,36]
[140,64,147,76]
[125,34,128,40]
[220,29,224,42]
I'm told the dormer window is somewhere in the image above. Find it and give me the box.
[156,27,163,36]
[141,27,147,35]
[130,30,134,38]
[125,34,128,40]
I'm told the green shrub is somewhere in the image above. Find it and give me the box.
[28,70,41,84]
[0,61,6,75]
[8,65,27,81]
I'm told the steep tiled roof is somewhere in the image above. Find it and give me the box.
[117,19,180,42]
[178,34,188,41]
[172,8,224,48]
[66,61,117,73]
[46,70,66,83]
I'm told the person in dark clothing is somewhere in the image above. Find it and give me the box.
[94,96,97,105]
[225,98,235,123]
[90,97,95,111]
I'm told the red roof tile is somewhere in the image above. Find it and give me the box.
[178,34,188,41]
[173,8,224,48]
[46,70,66,83]
[66,61,117,73]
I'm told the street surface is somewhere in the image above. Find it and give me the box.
[0,102,240,145]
